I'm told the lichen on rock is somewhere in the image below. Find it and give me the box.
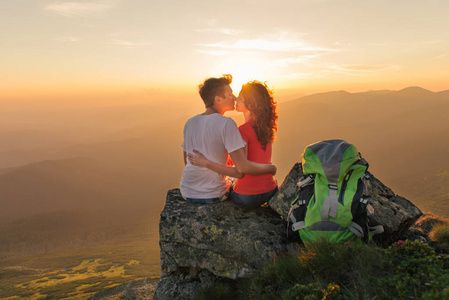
[154,189,292,300]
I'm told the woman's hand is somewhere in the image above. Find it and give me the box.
[270,164,277,175]
[188,150,210,168]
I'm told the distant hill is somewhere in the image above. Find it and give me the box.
[0,157,136,222]
[0,124,184,256]
[0,86,448,258]
[274,87,449,216]
[0,119,185,225]
[0,100,202,167]
[0,207,155,259]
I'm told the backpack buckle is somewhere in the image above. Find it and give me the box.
[297,175,314,189]
[328,183,338,190]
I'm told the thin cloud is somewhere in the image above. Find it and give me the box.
[434,52,449,60]
[203,39,298,52]
[57,36,81,42]
[201,38,335,53]
[195,28,244,36]
[334,41,351,47]
[422,40,445,45]
[333,64,399,73]
[280,73,313,79]
[368,42,389,47]
[198,19,218,27]
[111,39,149,48]
[267,54,322,67]
[196,49,229,56]
[45,1,117,18]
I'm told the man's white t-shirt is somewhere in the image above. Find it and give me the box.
[180,113,245,199]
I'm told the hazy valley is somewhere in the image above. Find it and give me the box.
[1,86,448,298]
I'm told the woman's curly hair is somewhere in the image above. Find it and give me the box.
[240,81,278,150]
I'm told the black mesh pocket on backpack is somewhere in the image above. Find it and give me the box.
[351,178,369,242]
[292,184,315,222]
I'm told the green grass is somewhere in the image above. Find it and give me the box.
[430,223,449,250]
[0,232,160,299]
[194,240,449,300]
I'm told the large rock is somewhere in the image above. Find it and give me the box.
[154,189,291,300]
[155,163,423,299]
[269,162,423,246]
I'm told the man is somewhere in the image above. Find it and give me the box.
[180,74,276,203]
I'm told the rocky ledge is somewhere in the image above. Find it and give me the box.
[154,189,293,299]
[154,163,423,299]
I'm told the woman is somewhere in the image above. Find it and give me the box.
[188,80,278,208]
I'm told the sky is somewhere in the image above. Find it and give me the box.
[1,0,449,105]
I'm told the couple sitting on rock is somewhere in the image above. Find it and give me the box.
[180,74,278,208]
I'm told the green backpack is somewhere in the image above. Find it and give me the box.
[288,139,383,244]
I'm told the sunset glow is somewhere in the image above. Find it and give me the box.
[2,3,449,299]
[1,0,449,104]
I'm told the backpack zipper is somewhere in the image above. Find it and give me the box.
[338,169,354,204]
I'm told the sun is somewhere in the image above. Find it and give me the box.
[204,52,271,95]
[230,65,266,95]
[218,60,267,95]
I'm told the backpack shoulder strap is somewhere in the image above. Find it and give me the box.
[321,182,338,220]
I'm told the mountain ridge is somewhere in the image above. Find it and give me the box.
[0,85,448,249]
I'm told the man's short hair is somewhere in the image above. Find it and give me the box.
[198,74,232,108]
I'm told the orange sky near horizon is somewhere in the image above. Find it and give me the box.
[1,0,449,105]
